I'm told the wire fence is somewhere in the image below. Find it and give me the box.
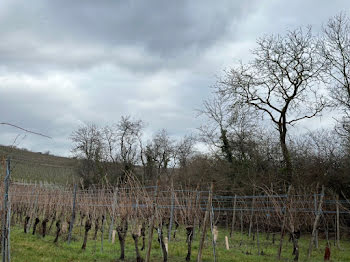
[0,158,349,261]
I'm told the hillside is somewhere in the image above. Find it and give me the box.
[0,145,79,185]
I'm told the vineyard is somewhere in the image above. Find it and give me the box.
[0,158,349,261]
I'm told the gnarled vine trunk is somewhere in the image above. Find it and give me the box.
[93,217,100,240]
[117,219,128,260]
[157,225,168,262]
[173,221,179,239]
[32,217,40,235]
[141,223,146,251]
[54,220,61,243]
[82,219,92,250]
[42,218,49,237]
[291,231,300,261]
[132,233,144,262]
[24,216,30,233]
[185,226,194,261]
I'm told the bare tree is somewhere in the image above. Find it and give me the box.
[176,134,196,169]
[70,123,104,186]
[101,116,144,183]
[198,96,234,163]
[140,129,175,181]
[117,116,144,175]
[198,94,257,164]
[102,124,118,164]
[219,27,327,181]
[321,12,350,146]
[71,123,103,161]
[322,12,350,111]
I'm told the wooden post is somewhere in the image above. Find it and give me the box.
[100,215,105,252]
[6,195,11,262]
[277,185,292,260]
[314,193,318,249]
[308,186,325,258]
[336,194,340,249]
[197,182,213,262]
[164,237,168,253]
[112,230,116,244]
[325,220,330,247]
[68,184,77,244]
[333,216,336,247]
[6,188,11,262]
[168,180,174,242]
[248,192,255,238]
[2,159,10,262]
[108,188,118,242]
[145,183,159,262]
[256,216,260,255]
[225,236,230,250]
[230,195,237,238]
[210,205,217,262]
[240,209,243,241]
[193,191,200,240]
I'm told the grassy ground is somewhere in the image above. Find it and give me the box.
[0,145,79,185]
[9,225,350,262]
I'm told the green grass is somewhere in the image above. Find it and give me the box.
[9,225,350,261]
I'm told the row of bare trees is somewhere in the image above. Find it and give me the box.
[70,116,195,187]
[69,13,350,195]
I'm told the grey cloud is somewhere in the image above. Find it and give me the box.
[0,0,349,156]
[42,0,254,54]
[0,0,257,73]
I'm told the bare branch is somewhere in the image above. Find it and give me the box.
[0,122,52,139]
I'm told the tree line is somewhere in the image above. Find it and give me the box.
[71,13,350,194]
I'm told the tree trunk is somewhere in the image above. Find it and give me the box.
[132,233,144,262]
[141,223,146,251]
[54,221,61,243]
[82,219,92,250]
[291,232,299,261]
[173,221,179,239]
[80,213,85,237]
[279,125,292,181]
[220,128,233,164]
[42,218,49,237]
[117,219,128,260]
[185,226,194,261]
[93,217,100,240]
[32,217,40,235]
[158,226,168,262]
[24,216,30,233]
[48,215,56,234]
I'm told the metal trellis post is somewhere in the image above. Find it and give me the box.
[68,184,77,244]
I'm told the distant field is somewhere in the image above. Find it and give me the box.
[9,225,350,262]
[0,145,79,185]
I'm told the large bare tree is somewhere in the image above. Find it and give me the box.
[321,13,350,146]
[140,129,175,181]
[322,13,350,111]
[71,123,103,161]
[175,134,196,169]
[116,116,144,174]
[70,123,104,186]
[102,116,144,182]
[219,27,327,181]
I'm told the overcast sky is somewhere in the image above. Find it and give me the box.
[0,0,348,156]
